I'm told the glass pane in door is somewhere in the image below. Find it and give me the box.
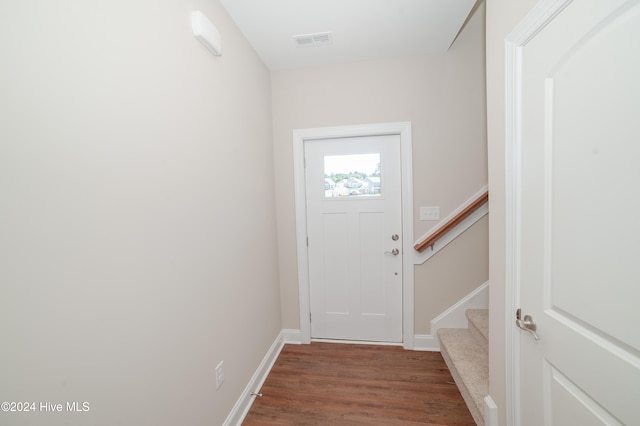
[323,153,381,198]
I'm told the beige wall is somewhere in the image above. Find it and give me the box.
[272,3,488,332]
[486,0,538,424]
[0,1,281,425]
[415,216,489,334]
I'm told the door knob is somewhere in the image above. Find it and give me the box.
[385,248,400,255]
[516,308,540,340]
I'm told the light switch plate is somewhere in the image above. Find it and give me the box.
[420,206,440,221]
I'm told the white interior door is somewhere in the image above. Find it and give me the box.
[515,1,640,424]
[305,135,402,342]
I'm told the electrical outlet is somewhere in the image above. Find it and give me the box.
[420,206,440,221]
[215,361,225,389]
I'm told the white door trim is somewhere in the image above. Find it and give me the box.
[293,122,415,349]
[504,1,573,424]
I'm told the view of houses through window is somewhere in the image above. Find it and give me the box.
[323,153,381,198]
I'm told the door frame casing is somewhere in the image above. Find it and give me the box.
[292,122,415,349]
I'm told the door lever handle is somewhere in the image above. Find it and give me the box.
[516,309,540,340]
[384,248,400,255]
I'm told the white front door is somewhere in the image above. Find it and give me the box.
[305,135,402,342]
[514,1,640,424]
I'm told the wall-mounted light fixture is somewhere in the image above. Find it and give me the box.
[192,11,222,56]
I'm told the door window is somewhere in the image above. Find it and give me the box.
[323,153,381,198]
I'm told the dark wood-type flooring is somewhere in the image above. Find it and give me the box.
[242,342,475,425]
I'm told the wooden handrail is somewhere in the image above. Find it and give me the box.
[414,191,489,253]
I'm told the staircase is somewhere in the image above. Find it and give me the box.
[438,309,488,426]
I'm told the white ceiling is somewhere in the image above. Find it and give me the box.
[219,0,477,71]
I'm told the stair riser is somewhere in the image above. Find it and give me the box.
[468,321,488,352]
[465,309,489,346]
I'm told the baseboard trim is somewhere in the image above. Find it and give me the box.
[413,334,439,351]
[484,395,499,426]
[283,329,302,344]
[223,331,285,426]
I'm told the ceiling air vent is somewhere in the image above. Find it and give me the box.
[293,32,332,48]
